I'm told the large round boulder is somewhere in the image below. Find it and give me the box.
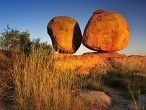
[47,16,82,54]
[83,9,130,52]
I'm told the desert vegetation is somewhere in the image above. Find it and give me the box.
[0,26,87,110]
[12,48,88,110]
[0,26,146,110]
[103,58,146,110]
[0,25,53,56]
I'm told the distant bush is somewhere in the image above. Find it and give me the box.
[0,25,54,56]
[0,25,31,54]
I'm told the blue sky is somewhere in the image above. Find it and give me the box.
[0,0,146,55]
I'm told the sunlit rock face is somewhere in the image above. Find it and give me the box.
[52,52,125,75]
[80,91,112,110]
[47,16,82,54]
[52,52,146,75]
[83,9,130,52]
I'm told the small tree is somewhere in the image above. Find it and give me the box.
[0,26,31,55]
[0,26,20,50]
[0,25,54,56]
[31,38,54,54]
[19,32,31,56]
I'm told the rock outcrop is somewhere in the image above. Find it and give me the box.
[52,53,111,74]
[47,16,82,54]
[52,52,146,75]
[83,9,130,52]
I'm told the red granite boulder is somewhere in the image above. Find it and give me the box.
[47,16,82,54]
[83,9,130,52]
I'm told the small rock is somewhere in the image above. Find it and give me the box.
[80,90,112,110]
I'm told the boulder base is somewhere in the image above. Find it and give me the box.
[52,52,146,75]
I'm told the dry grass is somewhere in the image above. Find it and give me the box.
[1,49,146,110]
[12,49,87,110]
[105,57,146,110]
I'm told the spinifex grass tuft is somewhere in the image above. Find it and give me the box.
[12,48,86,110]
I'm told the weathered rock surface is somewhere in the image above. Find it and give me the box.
[47,16,82,54]
[52,52,146,75]
[83,9,130,52]
[52,53,111,74]
[80,90,112,110]
[82,52,127,59]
